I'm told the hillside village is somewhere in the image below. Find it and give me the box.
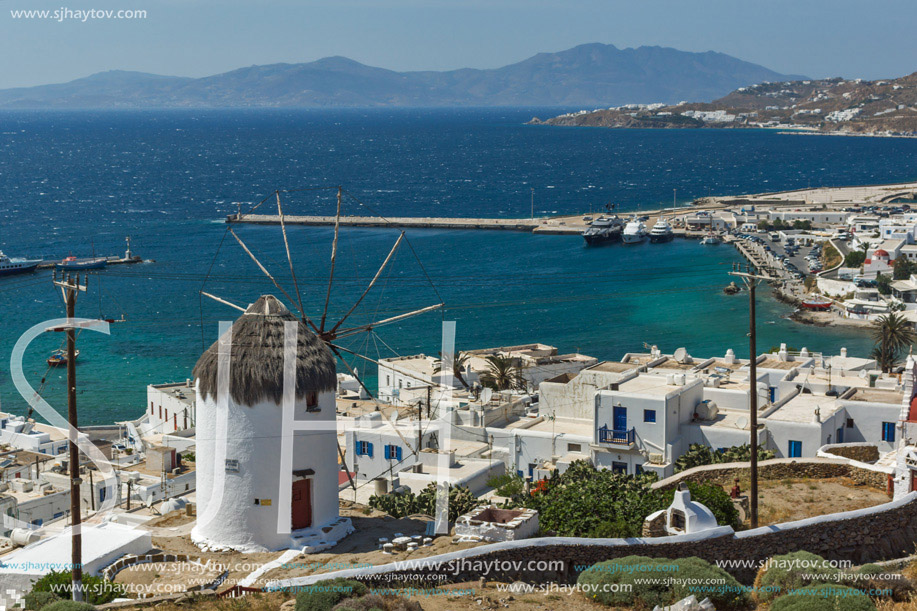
[533,72,917,136]
[9,192,917,609]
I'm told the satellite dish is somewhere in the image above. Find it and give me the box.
[673,348,688,363]
[859,370,868,379]
[736,416,749,430]
[481,388,493,404]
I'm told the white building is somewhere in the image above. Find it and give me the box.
[191,295,352,553]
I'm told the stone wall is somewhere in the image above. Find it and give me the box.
[268,493,917,590]
[652,457,889,493]
[822,444,881,464]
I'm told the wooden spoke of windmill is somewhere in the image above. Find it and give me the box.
[202,186,444,365]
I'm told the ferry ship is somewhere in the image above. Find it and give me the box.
[622,218,647,244]
[582,216,624,245]
[648,219,674,243]
[0,251,42,277]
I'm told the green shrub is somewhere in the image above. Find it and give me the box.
[769,583,876,611]
[857,563,883,576]
[486,473,524,498]
[295,578,367,611]
[38,602,97,611]
[332,593,423,610]
[29,572,123,606]
[753,552,841,603]
[368,483,481,521]
[24,591,60,611]
[519,461,737,537]
[577,555,749,611]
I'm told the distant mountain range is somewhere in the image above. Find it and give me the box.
[532,72,917,136]
[0,43,806,109]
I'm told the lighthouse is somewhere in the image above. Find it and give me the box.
[190,295,352,552]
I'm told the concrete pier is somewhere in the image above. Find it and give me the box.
[226,213,588,234]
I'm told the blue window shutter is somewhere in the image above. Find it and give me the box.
[367,442,374,458]
[396,446,403,461]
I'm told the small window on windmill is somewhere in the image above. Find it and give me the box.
[306,391,319,412]
[225,459,240,473]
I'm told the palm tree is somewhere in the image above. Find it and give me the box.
[479,355,524,391]
[871,312,916,373]
[434,351,471,389]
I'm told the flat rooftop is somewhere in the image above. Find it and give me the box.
[150,383,195,407]
[379,355,437,376]
[587,361,636,374]
[845,388,903,404]
[649,357,702,371]
[765,393,843,424]
[519,417,594,438]
[612,374,694,398]
[684,409,752,430]
[756,358,804,371]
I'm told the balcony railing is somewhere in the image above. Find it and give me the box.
[597,426,635,445]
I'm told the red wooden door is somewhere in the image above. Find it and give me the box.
[291,479,312,530]
[911,471,917,493]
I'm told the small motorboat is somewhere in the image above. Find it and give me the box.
[57,255,107,271]
[801,296,833,311]
[48,349,79,366]
[700,233,721,245]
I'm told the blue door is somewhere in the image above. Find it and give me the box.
[613,406,627,432]
[788,440,802,458]
[836,427,844,443]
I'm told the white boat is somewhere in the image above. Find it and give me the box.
[648,219,674,243]
[700,233,721,245]
[622,218,647,244]
[0,251,42,277]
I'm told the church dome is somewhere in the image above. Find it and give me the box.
[193,295,336,406]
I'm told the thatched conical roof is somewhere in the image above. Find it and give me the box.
[193,295,336,406]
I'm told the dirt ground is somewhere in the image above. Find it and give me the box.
[751,476,889,525]
[259,506,485,586]
[146,505,485,590]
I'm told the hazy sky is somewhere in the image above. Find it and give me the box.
[2,0,915,89]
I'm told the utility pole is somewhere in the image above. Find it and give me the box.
[417,399,424,454]
[673,188,677,211]
[53,271,87,601]
[426,385,432,420]
[728,264,773,529]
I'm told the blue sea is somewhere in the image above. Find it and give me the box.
[0,108,915,425]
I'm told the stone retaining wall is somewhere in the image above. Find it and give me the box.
[822,444,881,464]
[269,492,917,591]
[652,457,889,493]
[103,553,227,593]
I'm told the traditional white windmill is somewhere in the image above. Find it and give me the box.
[191,188,443,552]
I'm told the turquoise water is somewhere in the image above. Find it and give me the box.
[0,108,913,424]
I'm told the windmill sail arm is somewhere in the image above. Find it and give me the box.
[200,291,246,312]
[229,228,302,317]
[333,303,443,339]
[329,231,405,334]
[330,342,449,389]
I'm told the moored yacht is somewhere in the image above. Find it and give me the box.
[0,251,42,277]
[700,233,722,245]
[621,218,647,244]
[648,219,674,243]
[582,216,624,246]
